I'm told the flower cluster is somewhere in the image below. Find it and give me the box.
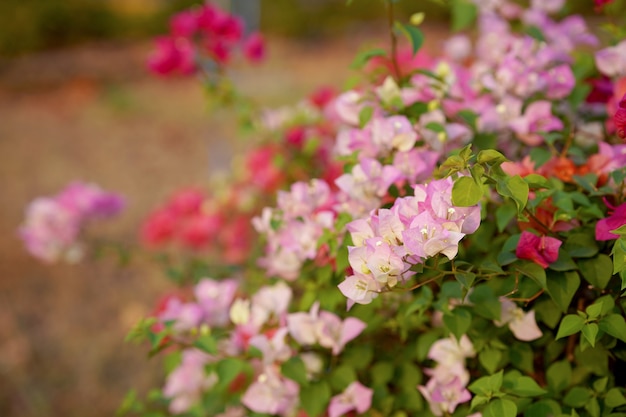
[148,2,264,76]
[340,177,481,307]
[19,181,124,263]
[418,335,475,417]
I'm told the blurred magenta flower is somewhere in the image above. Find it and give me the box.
[615,93,626,139]
[243,33,266,63]
[515,231,561,268]
[596,202,626,240]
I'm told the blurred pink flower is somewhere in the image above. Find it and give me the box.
[328,381,373,417]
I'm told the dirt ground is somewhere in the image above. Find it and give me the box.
[0,23,447,417]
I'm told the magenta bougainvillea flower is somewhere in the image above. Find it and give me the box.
[515,231,562,268]
[596,202,626,240]
[615,93,626,139]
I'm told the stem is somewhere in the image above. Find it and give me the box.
[405,273,444,291]
[509,289,544,306]
[386,0,402,82]
[560,130,574,158]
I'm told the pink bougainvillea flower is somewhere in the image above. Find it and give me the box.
[148,37,196,76]
[241,366,299,416]
[615,93,626,139]
[418,376,472,417]
[595,40,626,78]
[338,274,382,309]
[494,298,543,341]
[596,202,626,240]
[317,311,367,355]
[286,302,323,346]
[327,381,373,417]
[163,349,216,414]
[509,100,564,146]
[169,10,198,38]
[515,231,562,268]
[243,32,265,63]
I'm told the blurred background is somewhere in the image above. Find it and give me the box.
[0,0,604,416]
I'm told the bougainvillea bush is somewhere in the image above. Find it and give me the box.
[20,0,626,416]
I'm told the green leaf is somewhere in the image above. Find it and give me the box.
[578,254,613,289]
[300,381,331,417]
[547,360,572,393]
[546,271,581,313]
[443,307,472,340]
[564,233,599,258]
[483,398,517,417]
[555,314,585,340]
[523,174,550,189]
[358,106,373,128]
[479,348,502,374]
[477,149,507,165]
[341,344,374,370]
[468,285,501,320]
[582,323,599,347]
[605,388,626,408]
[564,387,593,408]
[455,270,476,290]
[329,365,356,391]
[451,0,477,32]
[468,371,503,396]
[216,358,244,389]
[585,397,601,417]
[585,301,604,319]
[524,400,562,417]
[394,22,424,56]
[281,356,309,386]
[496,175,529,215]
[534,298,562,329]
[509,343,535,373]
[470,394,490,411]
[514,261,547,289]
[350,48,387,70]
[452,176,483,206]
[496,202,517,232]
[593,376,608,393]
[507,376,548,397]
[612,238,626,275]
[193,334,217,354]
[370,361,395,386]
[599,314,626,342]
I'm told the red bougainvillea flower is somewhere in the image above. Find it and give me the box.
[594,0,615,11]
[243,32,265,63]
[516,231,562,268]
[596,202,626,240]
[148,37,196,76]
[615,93,626,139]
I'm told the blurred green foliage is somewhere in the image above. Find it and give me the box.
[0,0,197,56]
[0,0,619,57]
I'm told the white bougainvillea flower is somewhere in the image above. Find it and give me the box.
[494,297,542,341]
